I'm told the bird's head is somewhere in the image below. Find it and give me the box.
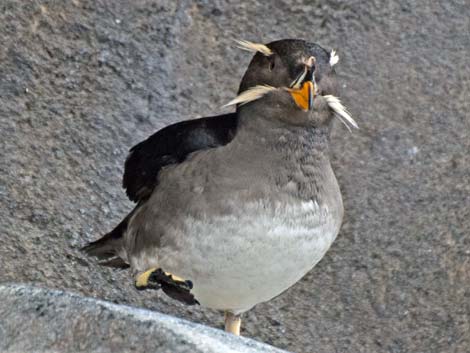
[225,39,357,130]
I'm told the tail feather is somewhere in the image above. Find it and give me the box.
[100,257,130,269]
[81,209,133,267]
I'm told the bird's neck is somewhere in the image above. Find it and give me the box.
[235,108,332,159]
[231,110,336,203]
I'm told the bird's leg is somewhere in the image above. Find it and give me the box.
[224,311,241,336]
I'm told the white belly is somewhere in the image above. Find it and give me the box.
[157,199,341,314]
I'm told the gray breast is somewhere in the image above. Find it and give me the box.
[124,123,344,312]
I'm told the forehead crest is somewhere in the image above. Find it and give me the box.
[330,49,339,66]
[234,39,273,56]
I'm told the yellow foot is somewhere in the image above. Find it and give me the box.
[135,267,158,288]
[135,268,189,289]
[135,268,198,305]
[224,311,241,336]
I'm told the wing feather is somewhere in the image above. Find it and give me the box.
[123,113,238,202]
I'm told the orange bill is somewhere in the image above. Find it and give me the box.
[289,81,315,111]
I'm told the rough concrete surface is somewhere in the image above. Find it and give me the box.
[0,284,286,353]
[0,1,469,352]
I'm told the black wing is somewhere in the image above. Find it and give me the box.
[123,113,238,202]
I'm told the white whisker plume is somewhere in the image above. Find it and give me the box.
[223,85,277,107]
[329,50,339,67]
[324,95,358,131]
[335,114,353,132]
[234,39,273,56]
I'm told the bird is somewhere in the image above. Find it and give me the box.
[82,39,357,336]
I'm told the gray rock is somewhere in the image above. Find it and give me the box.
[0,1,469,352]
[0,284,286,353]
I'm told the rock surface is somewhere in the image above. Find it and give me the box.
[0,1,469,352]
[0,284,286,353]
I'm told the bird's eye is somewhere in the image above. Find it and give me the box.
[268,57,275,71]
[306,56,316,71]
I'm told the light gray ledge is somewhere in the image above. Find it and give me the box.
[0,284,288,353]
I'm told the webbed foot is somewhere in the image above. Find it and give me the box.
[135,267,198,305]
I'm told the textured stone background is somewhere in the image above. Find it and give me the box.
[1,1,469,352]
